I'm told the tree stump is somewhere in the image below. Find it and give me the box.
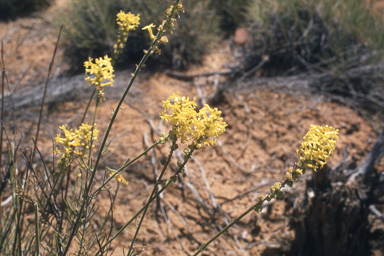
[290,129,384,256]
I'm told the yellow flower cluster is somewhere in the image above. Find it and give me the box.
[159,2,184,33]
[84,55,114,102]
[113,11,140,61]
[142,2,184,56]
[55,123,99,160]
[160,93,227,149]
[116,11,140,32]
[296,124,339,172]
[255,125,339,209]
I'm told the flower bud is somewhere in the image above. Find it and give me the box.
[160,158,167,166]
[285,172,292,181]
[254,205,262,213]
[170,175,177,183]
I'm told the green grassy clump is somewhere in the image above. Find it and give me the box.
[57,0,220,72]
[243,0,384,75]
[0,0,52,21]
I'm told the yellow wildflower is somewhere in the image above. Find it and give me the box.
[76,123,99,156]
[113,11,140,61]
[84,55,114,101]
[142,23,156,41]
[55,124,79,158]
[109,170,129,185]
[55,123,99,167]
[116,11,140,33]
[296,125,339,171]
[84,55,114,88]
[142,23,161,54]
[160,93,227,149]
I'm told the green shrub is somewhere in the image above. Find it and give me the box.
[0,0,52,21]
[243,0,384,75]
[57,0,220,72]
[209,0,252,36]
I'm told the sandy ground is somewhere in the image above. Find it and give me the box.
[1,1,384,255]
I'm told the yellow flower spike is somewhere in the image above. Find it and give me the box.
[84,56,114,101]
[296,125,339,172]
[55,123,99,169]
[84,55,114,88]
[113,11,140,62]
[160,93,227,150]
[116,11,140,32]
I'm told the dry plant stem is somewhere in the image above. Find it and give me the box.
[14,28,63,255]
[33,26,63,158]
[34,203,40,256]
[62,5,180,251]
[1,42,5,169]
[127,143,176,255]
[97,147,195,255]
[0,42,4,240]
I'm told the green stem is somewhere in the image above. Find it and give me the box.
[127,142,176,255]
[34,203,40,256]
[97,146,195,256]
[62,18,168,256]
[92,139,163,196]
[80,89,96,125]
[62,2,182,254]
[192,179,291,256]
[192,200,263,256]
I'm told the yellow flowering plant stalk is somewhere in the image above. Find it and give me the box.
[59,1,186,255]
[192,124,339,256]
[0,0,344,255]
[112,11,140,62]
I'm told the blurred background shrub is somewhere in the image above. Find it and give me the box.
[0,0,52,21]
[209,0,251,36]
[242,0,384,76]
[57,0,221,72]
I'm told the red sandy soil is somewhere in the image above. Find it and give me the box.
[1,1,384,255]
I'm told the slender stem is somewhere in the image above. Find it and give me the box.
[34,203,40,256]
[33,26,62,158]
[192,200,262,256]
[87,98,99,165]
[92,139,163,196]
[63,2,181,254]
[62,23,163,256]
[192,179,291,255]
[80,89,96,125]
[97,146,195,256]
[127,142,176,255]
[0,42,5,170]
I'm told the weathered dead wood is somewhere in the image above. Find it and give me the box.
[289,128,384,256]
[2,70,140,112]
